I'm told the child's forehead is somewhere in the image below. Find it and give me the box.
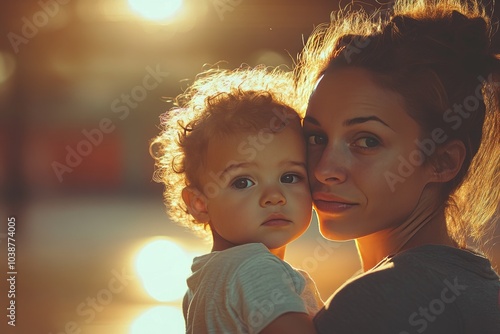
[203,125,306,170]
[210,120,303,147]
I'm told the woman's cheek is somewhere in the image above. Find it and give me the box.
[306,148,322,171]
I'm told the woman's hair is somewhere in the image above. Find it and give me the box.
[150,66,300,239]
[295,0,500,250]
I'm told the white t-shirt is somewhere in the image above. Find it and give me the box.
[183,243,323,334]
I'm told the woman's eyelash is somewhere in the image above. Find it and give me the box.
[305,133,327,145]
[352,136,380,148]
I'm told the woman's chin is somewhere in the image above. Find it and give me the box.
[319,226,357,242]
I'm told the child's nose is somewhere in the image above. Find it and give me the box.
[260,187,287,207]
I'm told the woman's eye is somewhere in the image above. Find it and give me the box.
[280,173,302,184]
[231,178,255,189]
[353,137,380,149]
[307,134,327,145]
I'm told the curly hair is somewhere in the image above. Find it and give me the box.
[150,66,300,239]
[295,0,500,250]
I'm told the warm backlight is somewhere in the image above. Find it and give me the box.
[130,306,185,334]
[128,0,183,21]
[134,239,192,302]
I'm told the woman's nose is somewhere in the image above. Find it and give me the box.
[312,144,348,185]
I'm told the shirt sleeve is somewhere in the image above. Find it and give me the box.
[228,253,309,334]
[297,269,324,315]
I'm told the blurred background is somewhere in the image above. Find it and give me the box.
[0,0,499,333]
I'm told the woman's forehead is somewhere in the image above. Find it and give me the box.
[308,69,406,113]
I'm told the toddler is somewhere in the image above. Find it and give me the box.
[150,67,322,333]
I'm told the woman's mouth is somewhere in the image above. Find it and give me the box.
[314,200,357,214]
[313,194,358,214]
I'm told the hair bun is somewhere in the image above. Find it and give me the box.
[449,10,489,59]
[387,11,491,73]
[389,15,420,38]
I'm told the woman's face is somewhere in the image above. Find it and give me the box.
[304,67,434,240]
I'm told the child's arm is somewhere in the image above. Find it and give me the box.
[259,312,317,334]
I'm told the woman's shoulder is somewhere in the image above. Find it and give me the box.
[314,259,462,334]
[314,245,500,333]
[314,246,467,333]
[346,244,499,294]
[331,250,435,302]
[387,244,499,280]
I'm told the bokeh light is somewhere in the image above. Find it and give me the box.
[130,306,185,334]
[0,51,16,86]
[128,0,183,21]
[134,238,192,302]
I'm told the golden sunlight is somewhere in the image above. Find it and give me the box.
[134,239,192,302]
[127,0,183,21]
[130,306,185,334]
[0,51,16,86]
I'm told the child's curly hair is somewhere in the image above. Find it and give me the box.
[150,66,300,239]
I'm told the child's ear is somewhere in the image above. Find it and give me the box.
[182,187,209,223]
[428,139,466,183]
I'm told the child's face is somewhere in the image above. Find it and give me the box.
[200,124,312,252]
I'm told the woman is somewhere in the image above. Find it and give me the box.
[295,0,500,333]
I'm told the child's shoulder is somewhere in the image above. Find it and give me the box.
[196,243,301,283]
[208,243,284,269]
[218,242,271,257]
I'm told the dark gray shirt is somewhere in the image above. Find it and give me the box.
[314,245,500,334]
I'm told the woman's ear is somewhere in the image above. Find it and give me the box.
[429,139,466,183]
[182,187,209,223]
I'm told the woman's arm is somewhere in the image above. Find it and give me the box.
[259,312,317,334]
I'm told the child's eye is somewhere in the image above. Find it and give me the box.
[280,173,303,184]
[307,134,327,145]
[231,178,255,189]
[352,136,380,149]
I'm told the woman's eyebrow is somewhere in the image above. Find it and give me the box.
[343,116,392,129]
[303,116,320,126]
[304,115,393,131]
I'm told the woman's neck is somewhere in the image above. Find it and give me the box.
[355,195,457,272]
